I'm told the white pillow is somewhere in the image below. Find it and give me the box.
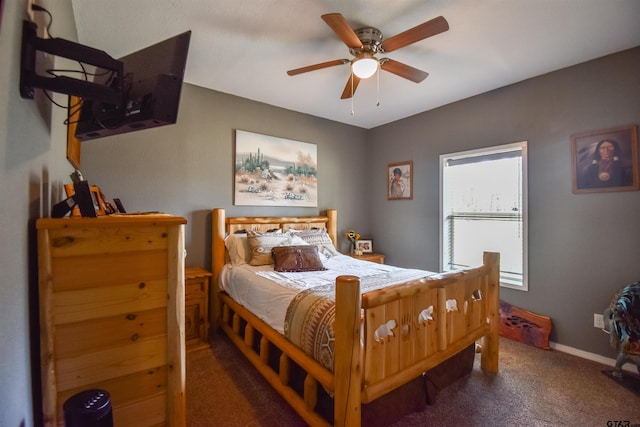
[287,228,340,259]
[224,233,249,266]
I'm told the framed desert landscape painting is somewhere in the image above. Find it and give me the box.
[234,130,318,206]
[571,125,638,194]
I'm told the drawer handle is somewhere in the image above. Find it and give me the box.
[126,314,136,321]
[138,282,146,289]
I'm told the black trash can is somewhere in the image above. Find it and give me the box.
[63,389,113,427]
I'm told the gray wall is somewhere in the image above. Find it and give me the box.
[369,47,640,357]
[1,1,78,425]
[80,85,370,266]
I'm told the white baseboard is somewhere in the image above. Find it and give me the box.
[549,341,636,373]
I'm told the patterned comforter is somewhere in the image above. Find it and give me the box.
[283,265,434,372]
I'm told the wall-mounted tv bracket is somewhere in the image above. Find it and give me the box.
[19,20,124,105]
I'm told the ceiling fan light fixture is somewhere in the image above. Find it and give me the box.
[352,55,378,79]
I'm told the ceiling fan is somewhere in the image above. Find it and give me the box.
[287,13,449,99]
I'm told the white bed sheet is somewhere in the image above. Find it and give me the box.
[220,254,434,333]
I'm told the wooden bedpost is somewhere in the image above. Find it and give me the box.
[211,208,226,333]
[326,209,337,247]
[480,251,500,373]
[334,275,361,427]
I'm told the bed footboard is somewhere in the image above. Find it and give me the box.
[211,208,499,427]
[355,252,500,404]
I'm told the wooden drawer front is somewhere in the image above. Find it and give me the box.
[57,366,167,425]
[186,279,207,295]
[51,250,168,292]
[185,267,211,351]
[55,307,167,358]
[357,253,385,264]
[56,335,167,391]
[53,279,168,325]
[114,393,166,427]
[185,300,201,344]
[46,225,170,257]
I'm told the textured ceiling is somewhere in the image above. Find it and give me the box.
[71,0,640,129]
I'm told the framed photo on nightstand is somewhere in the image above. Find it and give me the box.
[357,239,373,253]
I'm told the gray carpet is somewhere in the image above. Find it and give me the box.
[187,335,640,426]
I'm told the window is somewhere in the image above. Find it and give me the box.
[440,142,528,290]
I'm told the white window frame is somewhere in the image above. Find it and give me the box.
[439,141,528,291]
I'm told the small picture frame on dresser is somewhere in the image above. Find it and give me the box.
[64,183,107,216]
[357,239,373,253]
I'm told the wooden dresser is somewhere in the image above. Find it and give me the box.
[36,215,187,427]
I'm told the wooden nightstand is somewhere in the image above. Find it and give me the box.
[349,253,385,264]
[185,267,212,352]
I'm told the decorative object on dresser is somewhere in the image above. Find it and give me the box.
[211,208,500,426]
[356,238,373,253]
[63,183,106,216]
[36,215,187,427]
[185,267,212,352]
[344,229,361,254]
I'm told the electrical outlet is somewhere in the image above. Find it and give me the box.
[594,313,604,329]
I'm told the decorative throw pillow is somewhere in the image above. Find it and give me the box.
[287,228,340,259]
[271,245,327,272]
[247,231,308,266]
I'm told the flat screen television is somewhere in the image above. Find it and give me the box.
[74,30,191,141]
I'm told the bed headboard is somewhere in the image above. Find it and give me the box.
[210,208,337,327]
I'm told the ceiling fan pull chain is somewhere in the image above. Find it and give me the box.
[350,72,355,115]
[376,67,381,107]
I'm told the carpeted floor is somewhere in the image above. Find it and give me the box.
[602,369,640,398]
[186,335,640,426]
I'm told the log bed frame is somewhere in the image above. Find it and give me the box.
[211,208,500,427]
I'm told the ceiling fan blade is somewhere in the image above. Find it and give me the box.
[321,13,362,49]
[340,74,361,99]
[381,16,449,53]
[287,59,349,76]
[380,59,429,83]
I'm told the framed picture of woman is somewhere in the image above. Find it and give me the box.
[571,125,639,194]
[387,161,413,200]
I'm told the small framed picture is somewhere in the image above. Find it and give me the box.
[64,184,106,216]
[571,125,639,194]
[388,161,413,200]
[357,239,373,253]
